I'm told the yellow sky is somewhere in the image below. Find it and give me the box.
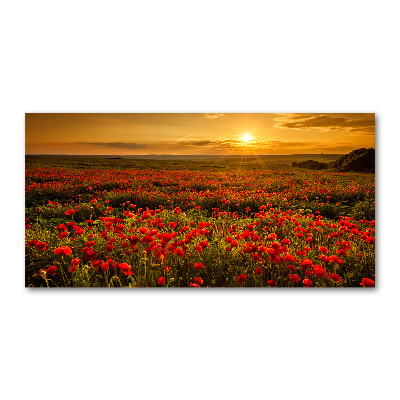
[25,113,375,155]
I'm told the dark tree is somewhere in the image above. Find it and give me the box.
[292,160,328,170]
[333,148,375,172]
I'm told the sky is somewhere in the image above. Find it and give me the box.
[25,113,375,155]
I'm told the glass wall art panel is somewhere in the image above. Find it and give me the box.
[25,113,375,288]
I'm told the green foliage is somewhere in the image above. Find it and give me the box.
[351,198,375,220]
[292,160,328,170]
[333,148,375,173]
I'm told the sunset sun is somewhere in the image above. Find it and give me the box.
[241,133,253,143]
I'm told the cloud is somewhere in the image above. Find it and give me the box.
[178,140,214,147]
[171,136,213,147]
[167,133,373,154]
[205,113,228,119]
[274,113,375,134]
[172,136,240,149]
[77,142,148,149]
[171,136,328,151]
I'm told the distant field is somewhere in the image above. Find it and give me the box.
[25,154,344,171]
[25,155,375,288]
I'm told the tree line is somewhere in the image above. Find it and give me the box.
[292,148,375,172]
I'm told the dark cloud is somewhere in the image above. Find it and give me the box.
[172,137,240,148]
[176,140,214,147]
[77,142,148,149]
[274,113,375,134]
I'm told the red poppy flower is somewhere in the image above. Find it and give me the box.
[34,242,47,251]
[119,262,133,276]
[319,246,328,254]
[142,211,151,219]
[340,241,352,251]
[74,226,84,235]
[281,238,290,245]
[83,249,97,260]
[194,277,203,285]
[360,278,375,287]
[106,244,114,252]
[27,239,38,247]
[199,240,209,248]
[173,248,184,258]
[190,283,200,287]
[303,279,312,287]
[58,231,68,239]
[158,277,166,285]
[289,274,301,282]
[65,209,75,216]
[255,267,262,275]
[54,246,72,256]
[313,266,327,277]
[138,227,148,235]
[194,262,205,270]
[56,224,67,232]
[237,274,247,285]
[301,259,313,269]
[267,233,277,241]
[327,273,342,282]
[100,262,109,272]
[45,265,57,276]
[68,264,78,272]
[268,280,276,287]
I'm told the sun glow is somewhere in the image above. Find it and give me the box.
[241,133,253,143]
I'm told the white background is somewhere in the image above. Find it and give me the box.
[1,1,399,399]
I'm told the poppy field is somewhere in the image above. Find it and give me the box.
[25,157,375,288]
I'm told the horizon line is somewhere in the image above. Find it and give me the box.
[25,152,357,156]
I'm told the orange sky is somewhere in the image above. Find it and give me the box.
[25,113,375,155]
